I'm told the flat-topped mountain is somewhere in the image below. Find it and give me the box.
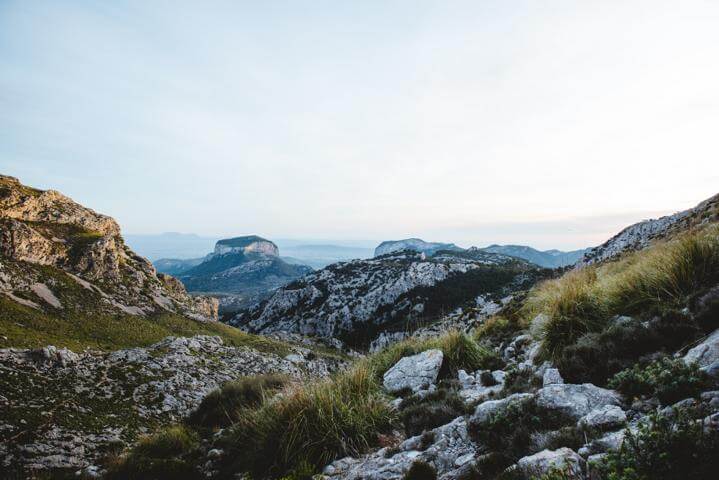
[374,238,461,257]
[0,175,217,326]
[214,235,279,256]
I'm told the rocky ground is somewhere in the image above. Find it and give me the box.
[320,320,719,480]
[0,335,344,477]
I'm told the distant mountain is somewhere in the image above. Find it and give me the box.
[374,238,461,257]
[169,235,312,313]
[279,244,373,268]
[232,249,546,348]
[481,244,589,268]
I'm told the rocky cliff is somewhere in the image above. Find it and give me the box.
[0,175,218,322]
[374,238,461,257]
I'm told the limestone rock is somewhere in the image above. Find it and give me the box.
[516,448,585,479]
[536,384,622,420]
[383,349,444,393]
[543,368,564,386]
[578,405,627,431]
[684,328,719,368]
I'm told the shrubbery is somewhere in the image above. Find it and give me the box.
[596,408,719,480]
[188,374,289,430]
[399,383,471,436]
[608,357,709,405]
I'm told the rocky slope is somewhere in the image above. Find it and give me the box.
[580,192,719,265]
[482,244,588,268]
[232,249,547,348]
[0,175,217,323]
[0,335,343,476]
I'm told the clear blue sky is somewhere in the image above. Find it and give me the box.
[1,1,718,250]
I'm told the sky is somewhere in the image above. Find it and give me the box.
[1,1,718,250]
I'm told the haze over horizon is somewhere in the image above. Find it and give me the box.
[2,1,718,250]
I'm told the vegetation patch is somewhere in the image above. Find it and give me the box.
[596,407,719,480]
[399,382,471,436]
[608,357,710,405]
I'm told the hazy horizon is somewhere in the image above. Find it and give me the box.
[2,1,718,251]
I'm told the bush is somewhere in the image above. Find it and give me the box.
[400,385,470,436]
[106,425,200,480]
[596,408,719,480]
[403,460,437,480]
[188,374,289,429]
[218,364,395,477]
[501,367,542,395]
[608,357,709,405]
[469,398,572,466]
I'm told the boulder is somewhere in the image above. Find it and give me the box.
[516,447,585,479]
[470,393,534,426]
[543,368,564,386]
[684,328,719,368]
[578,405,626,431]
[536,384,622,420]
[383,349,444,393]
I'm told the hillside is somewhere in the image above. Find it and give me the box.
[482,244,589,268]
[232,249,548,348]
[374,238,461,257]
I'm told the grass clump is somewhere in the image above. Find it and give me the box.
[217,364,395,478]
[525,226,719,364]
[608,357,709,405]
[399,383,471,436]
[188,374,289,430]
[403,460,438,480]
[596,408,719,480]
[106,425,201,480]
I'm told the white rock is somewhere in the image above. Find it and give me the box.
[470,393,534,426]
[536,383,622,420]
[684,328,719,368]
[578,405,626,431]
[543,368,564,386]
[383,349,444,393]
[517,448,585,479]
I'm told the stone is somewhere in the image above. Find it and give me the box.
[543,368,564,386]
[470,393,534,426]
[578,405,626,431]
[536,383,622,420]
[516,448,585,479]
[383,349,444,393]
[684,328,719,368]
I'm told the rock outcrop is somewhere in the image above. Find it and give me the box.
[382,349,444,393]
[374,238,461,257]
[0,175,217,321]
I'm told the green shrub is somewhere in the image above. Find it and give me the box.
[596,408,719,480]
[501,367,542,395]
[218,364,395,478]
[608,357,709,405]
[469,398,572,466]
[400,385,470,436]
[106,425,200,480]
[188,374,289,429]
[403,460,437,480]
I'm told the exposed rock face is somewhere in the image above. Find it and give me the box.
[382,349,444,393]
[213,235,279,256]
[580,192,719,265]
[577,405,627,431]
[374,238,461,257]
[0,175,217,321]
[323,416,476,480]
[470,393,535,426]
[233,250,543,348]
[684,328,719,369]
[516,448,585,479]
[0,335,342,474]
[536,384,623,420]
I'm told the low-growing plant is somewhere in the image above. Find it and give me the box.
[501,367,542,395]
[188,374,289,429]
[218,364,395,477]
[403,460,438,480]
[106,425,201,480]
[596,408,719,480]
[608,357,709,405]
[400,386,471,436]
